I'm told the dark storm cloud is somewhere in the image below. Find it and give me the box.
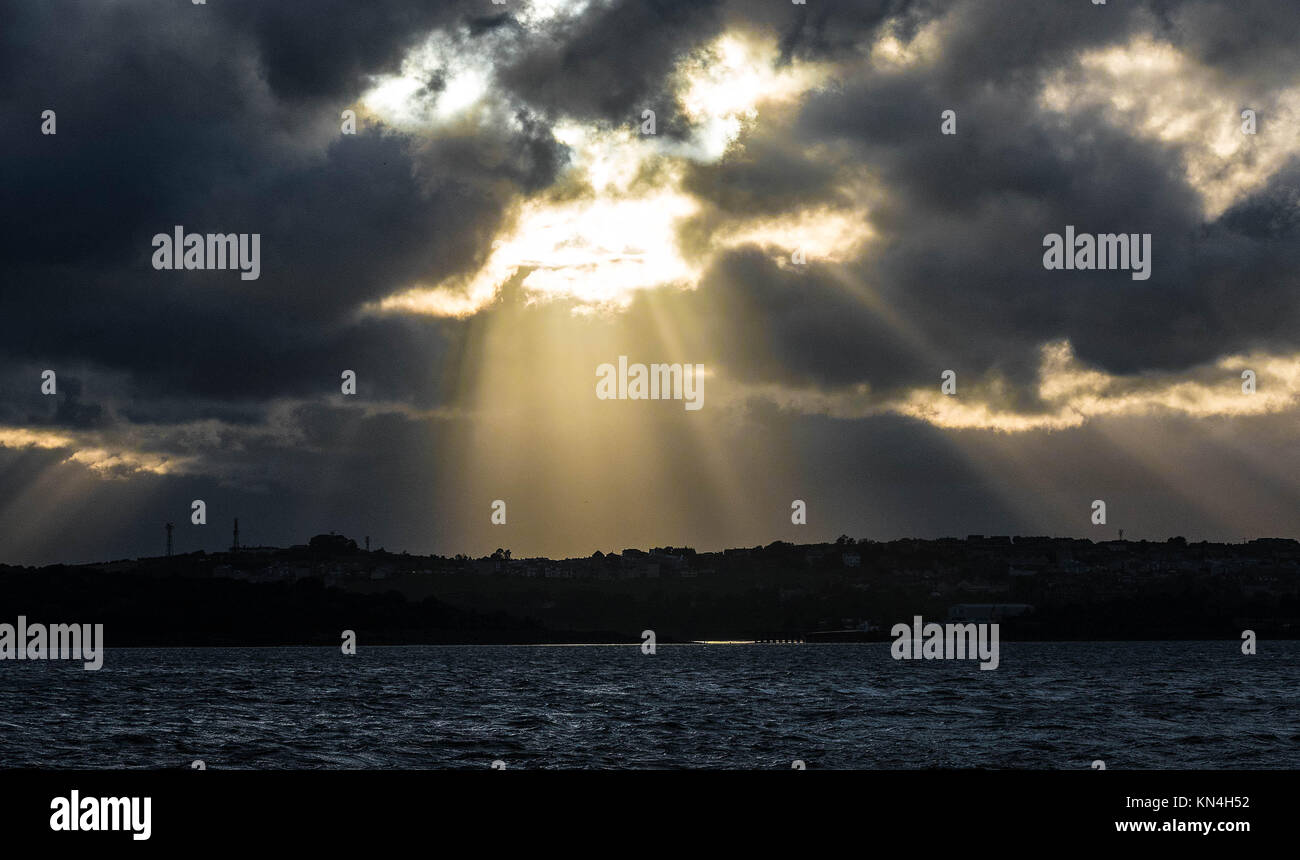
[5,0,1285,407]
[211,0,481,101]
[0,0,562,408]
[653,84,1195,399]
[679,123,851,220]
[727,0,935,65]
[0,370,106,430]
[643,0,1300,400]
[50,377,104,429]
[918,0,1149,90]
[492,0,936,135]
[1163,0,1300,90]
[17,0,1288,417]
[496,0,725,136]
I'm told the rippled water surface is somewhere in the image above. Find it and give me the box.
[1,642,1296,769]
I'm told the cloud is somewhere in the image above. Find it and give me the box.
[5,0,1300,563]
[496,0,725,132]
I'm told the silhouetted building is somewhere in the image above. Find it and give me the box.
[308,533,358,553]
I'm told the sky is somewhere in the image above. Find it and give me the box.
[3,0,1300,565]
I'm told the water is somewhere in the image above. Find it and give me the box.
[1,642,1296,769]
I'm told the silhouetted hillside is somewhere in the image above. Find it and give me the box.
[1,533,1297,644]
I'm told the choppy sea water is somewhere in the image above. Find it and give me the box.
[1,642,1295,769]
